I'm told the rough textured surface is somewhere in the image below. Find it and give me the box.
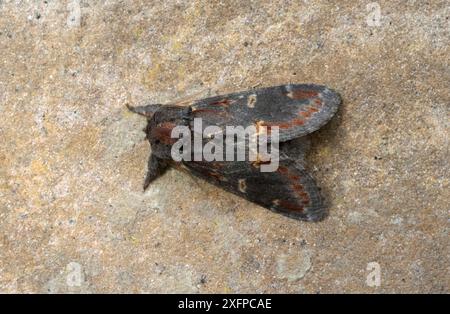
[0,0,448,293]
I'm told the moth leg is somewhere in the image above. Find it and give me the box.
[126,103,161,118]
[143,154,168,190]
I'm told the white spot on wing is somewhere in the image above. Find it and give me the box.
[285,85,295,98]
[238,179,247,193]
[247,94,257,108]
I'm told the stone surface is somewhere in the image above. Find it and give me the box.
[0,1,448,293]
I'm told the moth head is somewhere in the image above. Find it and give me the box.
[145,105,189,159]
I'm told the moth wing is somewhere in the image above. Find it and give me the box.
[187,84,341,142]
[179,160,326,221]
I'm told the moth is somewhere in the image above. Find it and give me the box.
[127,84,341,221]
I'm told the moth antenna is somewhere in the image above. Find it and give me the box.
[126,103,162,118]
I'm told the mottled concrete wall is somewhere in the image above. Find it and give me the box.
[0,1,448,293]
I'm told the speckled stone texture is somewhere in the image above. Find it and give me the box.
[0,0,448,293]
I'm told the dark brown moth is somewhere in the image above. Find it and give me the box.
[128,84,341,221]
